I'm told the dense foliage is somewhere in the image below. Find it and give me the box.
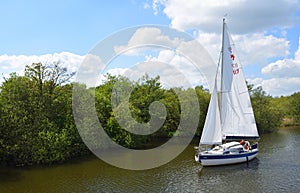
[0,63,88,166]
[0,63,299,166]
[250,86,283,133]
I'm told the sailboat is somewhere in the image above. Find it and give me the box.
[194,18,260,166]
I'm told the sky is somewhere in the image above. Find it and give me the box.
[1,0,300,96]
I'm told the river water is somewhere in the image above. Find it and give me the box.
[1,127,300,193]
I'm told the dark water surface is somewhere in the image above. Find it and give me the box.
[1,127,300,192]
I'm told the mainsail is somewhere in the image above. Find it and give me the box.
[200,19,259,145]
[220,20,259,140]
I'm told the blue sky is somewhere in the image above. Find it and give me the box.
[0,0,169,55]
[1,0,300,96]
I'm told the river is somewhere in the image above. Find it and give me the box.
[1,127,299,193]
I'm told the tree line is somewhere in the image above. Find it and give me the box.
[0,63,299,166]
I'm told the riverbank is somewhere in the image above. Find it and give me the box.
[281,117,300,127]
[278,125,300,130]
[1,127,299,193]
[2,124,296,168]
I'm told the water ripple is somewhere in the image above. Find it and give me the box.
[1,129,300,192]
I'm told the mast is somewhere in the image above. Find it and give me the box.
[220,18,226,126]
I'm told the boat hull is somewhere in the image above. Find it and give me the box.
[195,149,258,166]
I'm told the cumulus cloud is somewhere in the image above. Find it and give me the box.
[156,0,292,69]
[74,53,108,87]
[148,0,300,96]
[98,49,210,89]
[96,68,130,86]
[262,37,300,78]
[0,52,84,83]
[256,37,300,96]
[248,77,300,96]
[234,33,289,65]
[0,52,83,73]
[153,0,300,33]
[145,50,210,88]
[113,26,216,89]
[262,77,300,96]
[114,27,182,55]
[197,31,289,65]
[262,58,300,78]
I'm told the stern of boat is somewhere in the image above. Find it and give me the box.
[251,142,258,150]
[195,154,200,162]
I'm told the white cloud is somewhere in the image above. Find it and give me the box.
[0,52,84,83]
[153,0,300,33]
[262,37,300,77]
[0,52,83,73]
[113,26,216,89]
[97,47,212,89]
[114,27,182,55]
[196,32,221,62]
[232,33,289,65]
[197,31,289,66]
[261,77,300,96]
[255,37,300,96]
[262,58,300,78]
[151,0,298,96]
[248,77,300,96]
[75,53,107,87]
[144,49,211,88]
[151,0,162,15]
[247,77,264,88]
[124,60,196,88]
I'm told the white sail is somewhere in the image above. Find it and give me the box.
[196,19,259,166]
[220,22,259,140]
[200,82,222,145]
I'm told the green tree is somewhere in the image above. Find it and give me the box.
[250,86,283,133]
[0,63,86,166]
[158,88,180,137]
[290,92,300,124]
[195,86,210,136]
[271,96,293,126]
[0,74,39,165]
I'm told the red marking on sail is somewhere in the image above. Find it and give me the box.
[233,69,239,75]
[231,54,235,60]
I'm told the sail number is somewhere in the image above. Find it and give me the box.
[228,46,239,75]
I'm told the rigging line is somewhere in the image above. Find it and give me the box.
[215,50,222,87]
[220,18,226,122]
[217,50,222,76]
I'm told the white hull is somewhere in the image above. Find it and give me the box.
[196,149,258,166]
[195,142,259,166]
